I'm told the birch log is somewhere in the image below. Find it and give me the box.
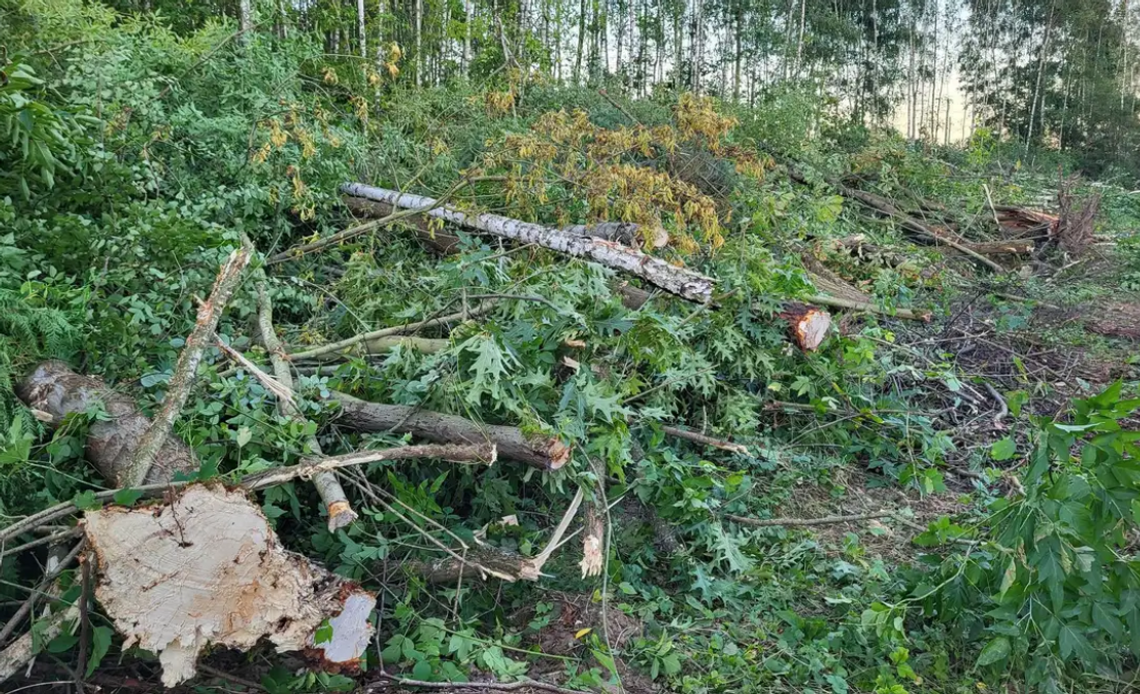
[344,196,667,250]
[341,183,714,303]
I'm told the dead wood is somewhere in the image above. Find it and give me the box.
[17,361,199,485]
[802,256,871,304]
[804,294,932,322]
[659,425,748,455]
[346,196,667,251]
[412,488,584,584]
[331,392,570,470]
[257,280,357,531]
[786,169,1005,273]
[292,335,449,363]
[779,302,832,351]
[579,501,604,578]
[286,302,496,363]
[341,183,714,303]
[122,242,252,486]
[727,510,894,528]
[83,485,375,687]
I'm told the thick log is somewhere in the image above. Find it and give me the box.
[17,361,199,484]
[10,361,409,687]
[341,183,714,303]
[332,392,570,470]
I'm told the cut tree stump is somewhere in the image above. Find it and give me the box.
[779,302,832,351]
[332,392,571,470]
[341,184,713,303]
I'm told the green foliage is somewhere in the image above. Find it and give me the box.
[917,383,1140,689]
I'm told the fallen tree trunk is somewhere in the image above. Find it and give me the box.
[778,302,832,351]
[341,183,714,303]
[345,196,667,250]
[332,392,571,470]
[17,361,199,484]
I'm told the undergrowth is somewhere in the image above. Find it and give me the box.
[1,1,1139,693]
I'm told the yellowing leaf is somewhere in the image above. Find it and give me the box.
[574,628,592,639]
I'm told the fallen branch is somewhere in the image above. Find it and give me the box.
[786,169,1005,273]
[727,511,894,528]
[332,393,570,470]
[292,336,449,363]
[0,443,496,544]
[241,443,497,489]
[416,488,584,584]
[257,280,357,531]
[804,294,932,322]
[341,183,715,303]
[122,242,252,486]
[660,425,748,455]
[287,302,496,363]
[370,673,589,694]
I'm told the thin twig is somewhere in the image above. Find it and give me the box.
[727,511,893,528]
[285,301,496,362]
[371,673,591,694]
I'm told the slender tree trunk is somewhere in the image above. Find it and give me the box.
[733,0,742,101]
[415,0,423,86]
[240,0,253,38]
[627,0,636,90]
[575,0,587,83]
[357,0,367,57]
[1026,0,1057,153]
[794,0,806,78]
[465,0,473,75]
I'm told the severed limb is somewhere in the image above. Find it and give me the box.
[256,279,357,531]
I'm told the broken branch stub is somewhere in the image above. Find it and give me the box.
[341,183,714,303]
[83,485,375,687]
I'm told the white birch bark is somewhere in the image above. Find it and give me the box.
[342,184,715,303]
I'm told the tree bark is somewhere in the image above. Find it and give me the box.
[357,0,367,58]
[18,362,199,484]
[257,281,357,532]
[341,183,714,303]
[344,196,665,249]
[331,392,571,470]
